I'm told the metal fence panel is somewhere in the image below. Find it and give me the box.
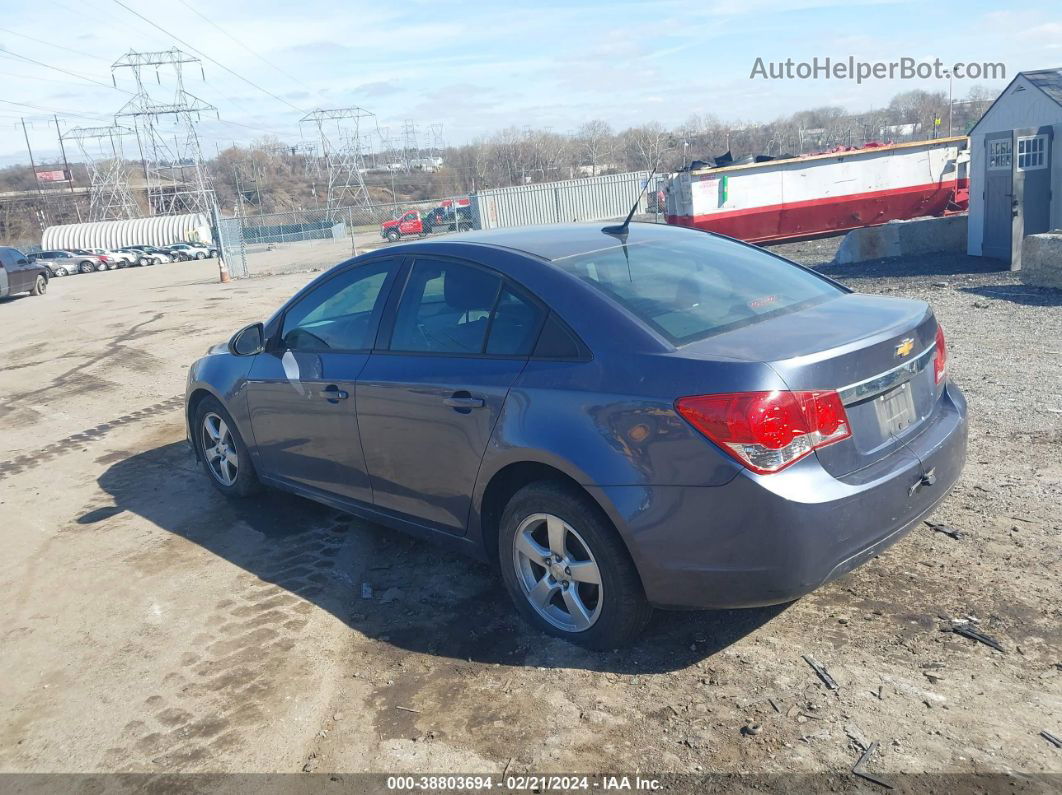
[473,171,650,229]
[214,213,248,279]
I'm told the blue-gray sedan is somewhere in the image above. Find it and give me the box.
[185,222,967,648]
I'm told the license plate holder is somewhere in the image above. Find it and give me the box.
[874,382,917,436]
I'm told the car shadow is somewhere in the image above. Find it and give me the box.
[93,441,788,674]
[959,284,1062,307]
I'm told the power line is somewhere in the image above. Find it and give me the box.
[174,0,309,91]
[0,98,114,122]
[0,26,110,62]
[0,46,131,94]
[110,0,306,113]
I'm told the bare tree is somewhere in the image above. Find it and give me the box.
[621,123,673,172]
[577,120,613,176]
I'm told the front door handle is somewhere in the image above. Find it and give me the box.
[321,384,349,403]
[444,393,485,410]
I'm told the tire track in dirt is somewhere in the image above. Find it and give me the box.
[99,515,357,771]
[0,395,184,481]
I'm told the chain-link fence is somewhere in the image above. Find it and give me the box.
[218,196,477,277]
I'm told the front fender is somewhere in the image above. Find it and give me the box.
[185,352,256,454]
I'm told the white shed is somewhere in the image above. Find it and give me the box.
[967,68,1062,269]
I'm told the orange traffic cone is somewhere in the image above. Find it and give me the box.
[218,255,231,283]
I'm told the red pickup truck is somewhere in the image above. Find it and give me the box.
[380,199,473,242]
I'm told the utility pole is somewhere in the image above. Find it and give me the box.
[21,118,44,200]
[53,115,75,194]
[233,164,246,217]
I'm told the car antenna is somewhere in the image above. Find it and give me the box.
[602,168,655,238]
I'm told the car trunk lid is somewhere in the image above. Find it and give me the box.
[679,293,942,476]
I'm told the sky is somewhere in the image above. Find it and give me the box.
[0,0,1060,168]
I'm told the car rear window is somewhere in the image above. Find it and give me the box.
[554,235,844,345]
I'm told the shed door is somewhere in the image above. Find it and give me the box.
[1012,126,1053,271]
[982,132,1013,262]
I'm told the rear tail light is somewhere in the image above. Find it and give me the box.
[675,390,852,474]
[933,324,947,384]
[99,255,109,263]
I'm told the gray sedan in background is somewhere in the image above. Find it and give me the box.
[30,250,104,276]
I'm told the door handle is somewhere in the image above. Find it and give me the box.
[444,394,485,410]
[321,384,349,403]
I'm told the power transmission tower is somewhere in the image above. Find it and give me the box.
[112,48,217,216]
[428,123,444,159]
[300,108,376,216]
[63,125,139,221]
[401,120,420,171]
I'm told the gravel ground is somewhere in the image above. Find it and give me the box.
[0,243,1059,787]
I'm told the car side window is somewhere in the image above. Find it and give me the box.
[281,260,393,352]
[389,259,544,356]
[485,286,544,355]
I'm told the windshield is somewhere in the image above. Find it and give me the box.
[554,235,844,345]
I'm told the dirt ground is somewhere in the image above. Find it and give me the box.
[0,239,1059,787]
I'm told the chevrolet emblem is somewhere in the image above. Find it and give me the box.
[895,338,915,357]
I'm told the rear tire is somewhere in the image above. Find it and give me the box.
[192,396,261,498]
[78,261,94,274]
[30,275,46,295]
[137,256,149,266]
[52,267,67,277]
[498,481,652,649]
[195,251,206,260]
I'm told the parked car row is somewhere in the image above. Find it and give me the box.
[28,241,218,277]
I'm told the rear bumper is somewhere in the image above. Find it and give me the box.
[589,382,968,610]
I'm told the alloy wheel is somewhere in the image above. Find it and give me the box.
[512,513,603,632]
[201,412,238,486]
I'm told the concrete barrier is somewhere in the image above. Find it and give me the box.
[1021,232,1062,288]
[833,215,968,264]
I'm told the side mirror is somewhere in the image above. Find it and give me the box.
[229,322,265,356]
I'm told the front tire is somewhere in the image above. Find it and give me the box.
[498,482,652,649]
[31,275,46,295]
[195,251,206,260]
[386,229,400,242]
[192,396,260,497]
[137,256,149,266]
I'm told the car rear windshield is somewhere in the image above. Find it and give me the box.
[553,235,844,345]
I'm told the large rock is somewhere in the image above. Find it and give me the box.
[1021,233,1062,288]
[833,215,968,264]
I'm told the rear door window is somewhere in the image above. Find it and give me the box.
[389,259,545,356]
[555,235,843,344]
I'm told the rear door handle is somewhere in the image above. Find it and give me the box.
[444,395,485,410]
[321,384,349,403]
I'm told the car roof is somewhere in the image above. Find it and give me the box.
[397,221,711,262]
